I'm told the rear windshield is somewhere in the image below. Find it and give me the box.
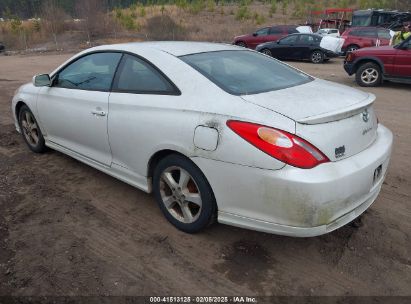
[179,50,313,95]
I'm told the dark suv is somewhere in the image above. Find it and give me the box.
[344,37,411,87]
[234,25,299,49]
[341,27,391,53]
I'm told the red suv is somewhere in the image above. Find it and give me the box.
[341,27,391,53]
[344,37,411,87]
[234,25,298,49]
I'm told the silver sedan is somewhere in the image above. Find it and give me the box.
[12,42,393,236]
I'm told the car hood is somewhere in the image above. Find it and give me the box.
[240,78,374,124]
[355,45,395,54]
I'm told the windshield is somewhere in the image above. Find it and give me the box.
[352,12,372,26]
[179,50,313,95]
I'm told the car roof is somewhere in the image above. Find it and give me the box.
[89,41,241,57]
[288,33,322,37]
[348,26,388,30]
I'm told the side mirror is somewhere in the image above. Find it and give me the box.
[33,74,51,87]
[252,32,258,37]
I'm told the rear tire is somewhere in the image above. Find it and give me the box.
[18,105,47,153]
[347,44,359,52]
[310,50,324,64]
[153,154,217,233]
[355,62,382,87]
[235,42,247,48]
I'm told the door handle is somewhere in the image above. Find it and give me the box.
[91,109,106,116]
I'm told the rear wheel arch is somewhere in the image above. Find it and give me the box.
[235,41,247,48]
[147,149,184,181]
[150,152,218,233]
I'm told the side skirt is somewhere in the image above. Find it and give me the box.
[45,141,151,193]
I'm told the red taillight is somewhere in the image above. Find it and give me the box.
[227,120,330,169]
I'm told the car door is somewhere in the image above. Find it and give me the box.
[108,53,181,176]
[249,27,270,49]
[377,28,392,46]
[393,39,411,77]
[37,52,122,166]
[293,34,313,59]
[266,26,284,43]
[273,35,299,59]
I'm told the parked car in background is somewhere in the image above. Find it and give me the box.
[344,36,411,87]
[256,33,339,63]
[341,27,391,53]
[234,25,299,49]
[0,42,5,53]
[317,28,340,37]
[12,42,392,237]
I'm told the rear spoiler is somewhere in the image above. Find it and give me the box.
[297,93,375,125]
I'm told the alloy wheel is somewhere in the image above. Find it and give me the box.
[311,51,323,63]
[21,111,40,147]
[361,68,379,85]
[159,166,202,224]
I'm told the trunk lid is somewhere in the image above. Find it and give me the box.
[241,79,378,161]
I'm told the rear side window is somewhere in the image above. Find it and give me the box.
[55,52,122,91]
[112,54,177,94]
[269,27,283,34]
[350,29,376,37]
[378,29,391,39]
[287,27,299,34]
[180,50,313,96]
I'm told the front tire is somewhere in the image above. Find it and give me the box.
[356,62,382,87]
[261,48,272,57]
[310,50,324,64]
[18,105,47,153]
[153,154,217,233]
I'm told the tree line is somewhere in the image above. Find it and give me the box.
[0,0,244,18]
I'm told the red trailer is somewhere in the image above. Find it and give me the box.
[307,8,353,34]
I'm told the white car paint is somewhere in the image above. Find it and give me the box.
[317,28,341,37]
[12,42,393,237]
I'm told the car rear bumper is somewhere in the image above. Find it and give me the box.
[324,51,339,58]
[192,124,393,237]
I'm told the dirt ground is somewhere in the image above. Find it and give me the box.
[0,52,410,297]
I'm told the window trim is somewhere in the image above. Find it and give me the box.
[50,50,181,96]
[51,50,124,93]
[111,53,181,96]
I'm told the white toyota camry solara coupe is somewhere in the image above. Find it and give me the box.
[12,42,393,237]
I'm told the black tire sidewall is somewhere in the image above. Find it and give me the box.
[153,154,216,233]
[356,63,382,87]
[18,105,47,153]
[311,50,324,63]
[262,49,272,56]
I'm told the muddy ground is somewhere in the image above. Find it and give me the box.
[0,53,410,297]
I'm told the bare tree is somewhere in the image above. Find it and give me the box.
[41,0,67,50]
[75,0,107,45]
